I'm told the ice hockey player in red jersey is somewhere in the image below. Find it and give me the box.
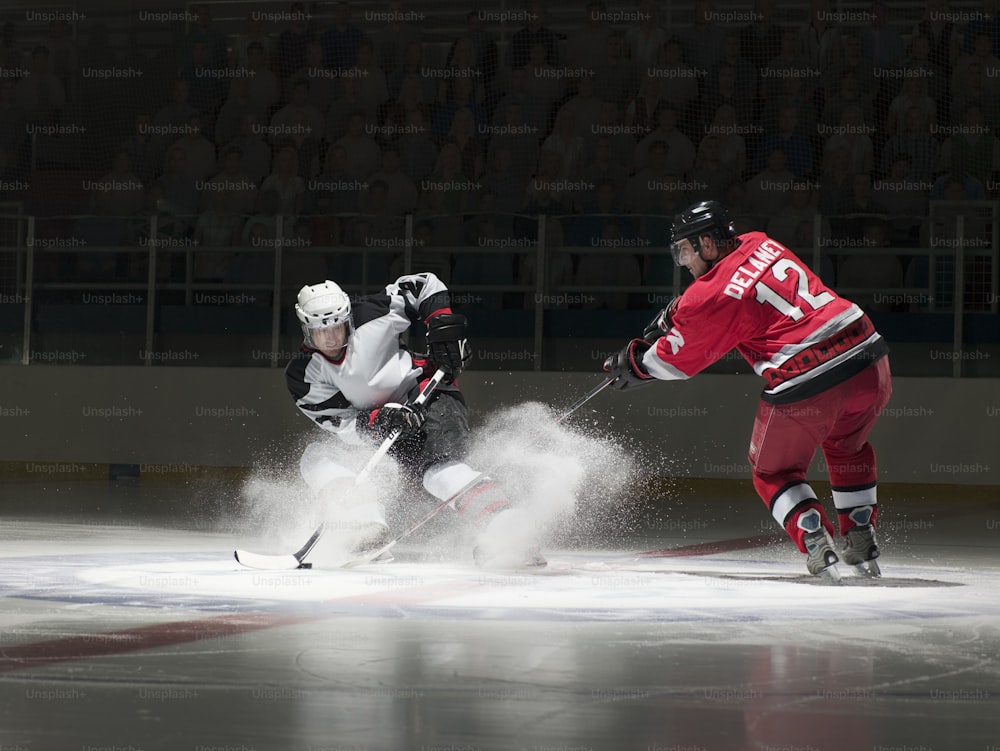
[603,201,892,578]
[288,273,545,569]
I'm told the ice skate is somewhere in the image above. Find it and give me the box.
[797,508,842,582]
[472,508,547,570]
[841,524,881,578]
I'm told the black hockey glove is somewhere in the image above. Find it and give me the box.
[357,403,426,439]
[426,312,472,381]
[642,297,680,343]
[603,338,657,391]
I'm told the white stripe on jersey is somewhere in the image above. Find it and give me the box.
[753,304,864,377]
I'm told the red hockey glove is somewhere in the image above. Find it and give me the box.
[642,297,680,343]
[356,403,426,439]
[603,338,656,391]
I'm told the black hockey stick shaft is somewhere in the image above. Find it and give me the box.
[342,375,614,567]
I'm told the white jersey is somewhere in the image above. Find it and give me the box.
[285,272,452,445]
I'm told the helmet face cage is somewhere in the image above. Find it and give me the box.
[295,281,354,350]
[669,201,736,266]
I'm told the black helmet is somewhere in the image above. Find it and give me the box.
[669,201,737,266]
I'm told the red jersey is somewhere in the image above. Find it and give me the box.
[642,231,888,402]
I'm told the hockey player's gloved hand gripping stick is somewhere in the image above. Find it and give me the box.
[234,369,447,570]
[340,375,616,568]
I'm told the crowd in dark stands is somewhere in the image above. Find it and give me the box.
[1,0,999,310]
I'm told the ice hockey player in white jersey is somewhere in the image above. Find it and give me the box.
[287,273,545,569]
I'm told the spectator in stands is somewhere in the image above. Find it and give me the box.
[885,75,937,137]
[246,41,280,113]
[571,178,634,244]
[624,0,668,70]
[881,105,941,182]
[358,179,404,239]
[371,1,423,77]
[822,32,877,105]
[558,73,604,142]
[233,12,273,72]
[387,41,435,103]
[566,1,613,69]
[761,26,817,103]
[766,180,818,249]
[117,112,155,185]
[433,76,488,142]
[216,78,264,150]
[459,11,499,105]
[493,67,546,135]
[937,103,1000,186]
[523,150,572,213]
[706,30,758,107]
[481,146,526,214]
[443,36,484,95]
[45,19,76,99]
[182,40,225,118]
[689,135,739,202]
[899,34,947,104]
[743,146,796,223]
[0,22,20,71]
[0,81,24,167]
[446,107,486,180]
[626,70,667,137]
[354,38,389,110]
[89,151,145,217]
[167,113,216,182]
[383,72,431,133]
[755,105,815,177]
[841,172,890,239]
[224,113,272,184]
[542,109,584,182]
[507,2,559,69]
[579,136,628,202]
[321,1,363,74]
[680,0,727,74]
[704,104,748,179]
[635,104,696,176]
[326,75,377,143]
[575,218,643,310]
[820,71,875,129]
[591,100,636,168]
[913,0,960,80]
[740,0,784,73]
[286,41,336,114]
[203,145,258,216]
[276,2,314,80]
[15,46,65,124]
[651,38,699,116]
[309,144,360,214]
[821,103,874,175]
[158,146,200,230]
[817,141,854,217]
[702,63,756,135]
[396,107,438,183]
[952,30,1000,96]
[799,0,842,71]
[270,79,326,145]
[961,0,1000,58]
[761,73,819,137]
[182,4,228,70]
[520,42,562,124]
[485,101,538,182]
[623,141,674,214]
[364,145,417,215]
[954,62,1000,129]
[859,2,905,70]
[419,140,474,214]
[334,112,382,181]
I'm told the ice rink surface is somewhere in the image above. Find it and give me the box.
[1,479,998,751]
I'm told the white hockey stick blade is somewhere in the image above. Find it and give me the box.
[234,549,312,570]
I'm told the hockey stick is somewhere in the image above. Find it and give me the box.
[340,375,615,568]
[234,369,447,570]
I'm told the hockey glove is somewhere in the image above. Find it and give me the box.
[642,297,680,343]
[603,338,657,391]
[426,312,472,381]
[356,403,426,439]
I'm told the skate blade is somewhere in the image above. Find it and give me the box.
[818,563,843,584]
[851,559,882,578]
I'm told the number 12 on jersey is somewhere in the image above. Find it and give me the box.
[755,259,834,321]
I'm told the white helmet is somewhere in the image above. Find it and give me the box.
[295,280,353,350]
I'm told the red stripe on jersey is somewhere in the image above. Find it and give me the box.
[424,306,453,323]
